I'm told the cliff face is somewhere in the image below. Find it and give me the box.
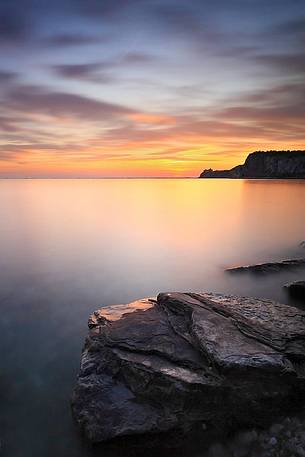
[200,151,305,178]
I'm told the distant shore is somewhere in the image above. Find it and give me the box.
[200,150,305,179]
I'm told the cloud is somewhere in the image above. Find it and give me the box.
[273,17,305,36]
[213,82,305,138]
[1,0,305,176]
[72,0,142,18]
[0,70,18,84]
[50,53,158,83]
[128,112,176,124]
[235,81,305,106]
[255,53,305,75]
[0,2,33,45]
[44,33,107,47]
[0,115,21,132]
[152,3,226,47]
[51,63,113,83]
[119,52,158,65]
[219,104,305,124]
[4,84,134,120]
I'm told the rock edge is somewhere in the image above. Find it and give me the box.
[72,292,305,443]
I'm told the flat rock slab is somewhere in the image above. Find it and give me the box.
[226,258,305,274]
[88,298,155,328]
[72,293,305,443]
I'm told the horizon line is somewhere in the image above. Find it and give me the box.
[0,176,196,180]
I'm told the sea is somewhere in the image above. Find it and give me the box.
[0,178,305,457]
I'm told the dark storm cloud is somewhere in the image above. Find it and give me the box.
[4,84,134,119]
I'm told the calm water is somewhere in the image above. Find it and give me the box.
[1,178,305,457]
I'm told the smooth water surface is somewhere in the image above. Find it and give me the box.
[1,178,305,457]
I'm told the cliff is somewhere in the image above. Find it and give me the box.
[200,151,305,179]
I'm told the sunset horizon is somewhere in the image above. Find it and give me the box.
[1,0,305,178]
[1,2,305,455]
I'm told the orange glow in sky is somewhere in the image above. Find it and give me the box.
[1,1,304,177]
[2,121,305,177]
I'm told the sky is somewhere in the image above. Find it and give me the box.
[0,0,305,177]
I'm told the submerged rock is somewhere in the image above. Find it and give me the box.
[284,281,305,300]
[226,258,305,274]
[72,292,305,443]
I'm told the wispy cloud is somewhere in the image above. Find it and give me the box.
[255,53,305,75]
[4,84,134,119]
[51,63,113,84]
[0,70,19,84]
[44,33,107,47]
[1,0,305,176]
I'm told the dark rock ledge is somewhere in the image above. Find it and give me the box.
[72,293,305,444]
[226,258,305,274]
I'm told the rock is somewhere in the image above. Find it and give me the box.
[229,430,258,457]
[88,298,155,328]
[226,258,305,274]
[200,168,214,178]
[269,437,277,446]
[300,241,305,249]
[72,292,305,443]
[200,166,243,179]
[208,442,229,457]
[296,447,305,457]
[284,281,305,300]
[199,150,305,179]
[205,412,305,457]
[269,423,283,435]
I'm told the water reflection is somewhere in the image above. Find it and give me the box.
[0,178,305,456]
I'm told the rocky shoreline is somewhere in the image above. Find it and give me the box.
[72,292,305,446]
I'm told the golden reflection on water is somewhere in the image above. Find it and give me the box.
[1,178,305,457]
[1,178,305,300]
[1,179,305,251]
